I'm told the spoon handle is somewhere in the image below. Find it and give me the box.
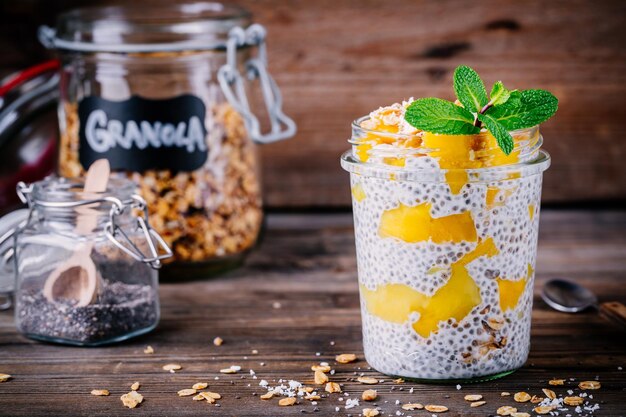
[599,302,626,329]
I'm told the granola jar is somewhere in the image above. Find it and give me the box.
[0,176,171,345]
[341,116,550,382]
[38,3,295,279]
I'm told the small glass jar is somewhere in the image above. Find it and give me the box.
[38,3,295,279]
[0,176,171,346]
[341,116,550,382]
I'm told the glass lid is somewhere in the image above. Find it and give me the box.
[42,2,251,53]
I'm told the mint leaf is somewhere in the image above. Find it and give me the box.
[405,98,481,135]
[477,113,514,155]
[453,65,489,113]
[489,81,513,106]
[486,89,558,130]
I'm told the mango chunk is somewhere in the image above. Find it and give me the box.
[486,186,515,208]
[361,238,499,338]
[379,202,477,244]
[351,183,366,202]
[497,264,533,311]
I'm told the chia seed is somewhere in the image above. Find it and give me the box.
[17,279,158,345]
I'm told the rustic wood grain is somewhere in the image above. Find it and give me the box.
[0,210,625,416]
[1,0,626,207]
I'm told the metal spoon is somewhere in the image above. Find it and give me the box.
[542,279,626,328]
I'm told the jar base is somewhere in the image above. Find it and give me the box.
[385,368,518,385]
[19,322,158,347]
[159,252,248,282]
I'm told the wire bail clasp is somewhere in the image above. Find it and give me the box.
[217,24,296,144]
[104,195,172,269]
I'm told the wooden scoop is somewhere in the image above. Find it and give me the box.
[43,159,110,306]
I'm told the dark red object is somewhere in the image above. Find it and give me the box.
[0,61,59,214]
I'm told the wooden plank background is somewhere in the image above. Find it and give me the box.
[1,0,625,207]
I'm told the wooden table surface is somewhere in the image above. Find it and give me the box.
[0,210,625,416]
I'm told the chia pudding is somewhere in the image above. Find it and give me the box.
[341,98,551,381]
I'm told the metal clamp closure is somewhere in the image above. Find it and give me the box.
[104,195,172,269]
[217,24,297,144]
[15,182,172,269]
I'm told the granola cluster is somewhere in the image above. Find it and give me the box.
[58,101,262,265]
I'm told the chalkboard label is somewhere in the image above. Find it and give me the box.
[78,95,208,172]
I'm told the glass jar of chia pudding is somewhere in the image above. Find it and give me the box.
[37,2,295,280]
[340,104,550,382]
[0,176,171,345]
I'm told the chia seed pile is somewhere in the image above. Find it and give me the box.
[348,155,543,380]
[17,280,158,344]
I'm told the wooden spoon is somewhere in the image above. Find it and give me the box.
[43,159,110,306]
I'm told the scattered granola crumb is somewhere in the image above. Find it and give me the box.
[393,378,404,384]
[464,394,483,402]
[314,370,329,385]
[548,378,565,386]
[213,337,223,346]
[91,389,110,396]
[131,382,140,391]
[121,391,143,408]
[279,397,296,406]
[312,364,332,373]
[497,405,517,415]
[0,374,11,383]
[177,389,197,397]
[325,382,342,393]
[192,394,205,401]
[470,401,486,407]
[363,408,380,417]
[202,392,221,400]
[163,364,182,372]
[198,392,218,403]
[530,395,543,403]
[192,382,208,390]
[578,380,601,390]
[260,392,274,400]
[252,349,258,354]
[541,388,556,400]
[533,405,555,415]
[514,392,531,402]
[335,354,357,364]
[511,413,530,417]
[362,389,377,401]
[356,376,378,385]
[220,365,241,374]
[424,404,448,413]
[563,396,584,406]
[501,392,511,396]
[143,345,154,354]
[401,403,424,410]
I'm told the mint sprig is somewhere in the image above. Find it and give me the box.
[486,89,559,130]
[404,65,558,155]
[477,113,514,155]
[404,98,480,135]
[489,81,514,107]
[453,65,488,113]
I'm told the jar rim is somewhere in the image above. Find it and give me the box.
[351,115,539,141]
[51,2,251,53]
[340,149,551,182]
[30,175,135,207]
